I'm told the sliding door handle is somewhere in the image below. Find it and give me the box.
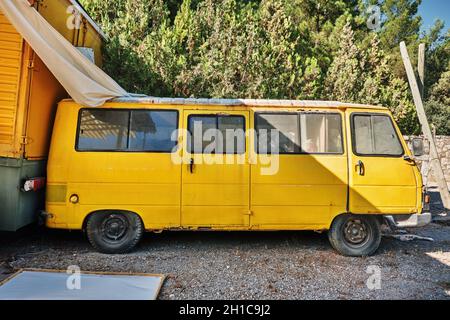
[356,160,365,176]
[189,158,194,173]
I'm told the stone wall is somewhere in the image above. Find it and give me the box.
[404,135,450,185]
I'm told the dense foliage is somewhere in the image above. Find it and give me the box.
[79,0,449,134]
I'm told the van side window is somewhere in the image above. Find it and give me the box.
[77,109,178,152]
[78,109,129,150]
[188,115,245,154]
[255,113,300,154]
[300,113,343,153]
[255,113,343,154]
[129,110,178,152]
[352,114,403,156]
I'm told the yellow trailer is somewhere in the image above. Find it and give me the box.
[0,0,104,231]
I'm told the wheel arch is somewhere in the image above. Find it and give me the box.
[81,209,144,232]
[329,212,385,229]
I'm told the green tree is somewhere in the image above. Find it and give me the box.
[423,25,450,99]
[425,67,450,135]
[78,0,447,135]
[324,22,365,102]
[324,23,419,133]
[377,0,422,78]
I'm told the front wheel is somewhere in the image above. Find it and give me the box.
[86,211,144,254]
[328,214,381,257]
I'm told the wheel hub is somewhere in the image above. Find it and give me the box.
[344,219,368,245]
[101,215,128,241]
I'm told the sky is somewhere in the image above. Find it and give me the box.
[418,0,450,33]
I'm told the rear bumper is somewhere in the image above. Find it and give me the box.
[384,212,432,228]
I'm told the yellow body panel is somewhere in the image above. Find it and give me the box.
[0,1,103,159]
[46,101,424,232]
[251,156,348,228]
[24,52,68,159]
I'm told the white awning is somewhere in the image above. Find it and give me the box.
[0,0,128,107]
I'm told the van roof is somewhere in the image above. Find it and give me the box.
[63,96,388,110]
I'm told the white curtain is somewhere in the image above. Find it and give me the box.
[0,0,128,107]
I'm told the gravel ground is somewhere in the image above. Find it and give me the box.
[1,219,449,300]
[1,190,449,300]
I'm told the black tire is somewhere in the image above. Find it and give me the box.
[328,214,381,257]
[86,211,144,254]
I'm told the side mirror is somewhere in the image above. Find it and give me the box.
[411,138,424,157]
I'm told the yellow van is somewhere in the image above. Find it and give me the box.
[44,97,431,256]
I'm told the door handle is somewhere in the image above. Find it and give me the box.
[189,158,194,173]
[356,160,365,176]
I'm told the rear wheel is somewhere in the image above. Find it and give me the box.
[86,211,144,254]
[328,214,381,256]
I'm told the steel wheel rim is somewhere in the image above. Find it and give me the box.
[100,214,129,243]
[343,218,370,248]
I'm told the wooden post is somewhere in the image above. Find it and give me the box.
[400,41,450,210]
[418,43,425,98]
[416,43,428,184]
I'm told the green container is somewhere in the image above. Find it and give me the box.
[0,157,46,231]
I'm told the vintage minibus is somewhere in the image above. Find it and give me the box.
[43,97,431,256]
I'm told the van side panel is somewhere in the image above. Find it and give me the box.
[46,102,182,230]
[67,152,181,230]
[251,157,348,229]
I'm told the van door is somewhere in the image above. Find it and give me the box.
[250,110,348,229]
[347,111,419,214]
[181,110,250,227]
